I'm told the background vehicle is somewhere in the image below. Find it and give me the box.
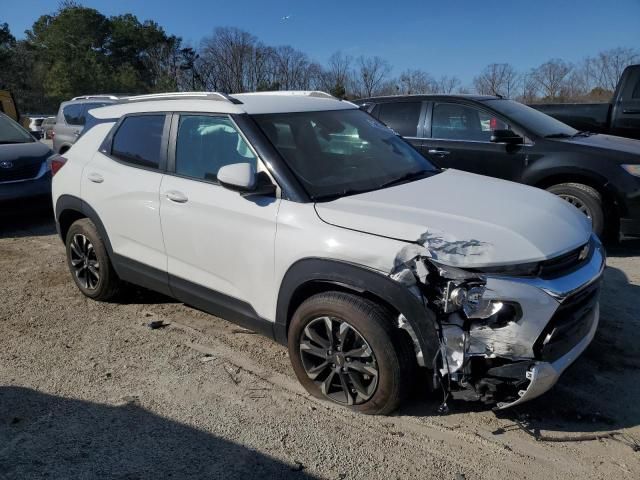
[41,116,56,139]
[0,90,19,122]
[357,95,640,239]
[531,64,640,140]
[52,92,603,415]
[53,95,121,153]
[0,111,53,202]
[24,115,48,139]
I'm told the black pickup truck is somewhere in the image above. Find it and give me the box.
[531,64,640,140]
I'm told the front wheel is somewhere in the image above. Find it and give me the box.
[288,292,413,415]
[547,183,605,237]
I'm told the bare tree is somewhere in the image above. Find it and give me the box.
[353,55,391,97]
[436,75,461,94]
[473,63,519,98]
[397,69,436,94]
[531,59,572,100]
[319,51,353,97]
[586,47,639,91]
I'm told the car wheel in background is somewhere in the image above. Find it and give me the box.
[547,183,605,237]
[288,292,414,415]
[65,218,121,301]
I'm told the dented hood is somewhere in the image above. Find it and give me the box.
[314,169,591,268]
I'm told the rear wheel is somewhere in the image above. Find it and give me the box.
[65,218,121,301]
[547,183,605,237]
[288,292,413,415]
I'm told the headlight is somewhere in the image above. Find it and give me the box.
[621,164,640,177]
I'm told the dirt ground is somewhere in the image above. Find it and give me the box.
[1,201,639,480]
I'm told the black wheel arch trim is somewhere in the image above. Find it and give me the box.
[274,258,440,363]
[55,194,115,256]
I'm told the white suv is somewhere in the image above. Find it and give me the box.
[51,91,605,415]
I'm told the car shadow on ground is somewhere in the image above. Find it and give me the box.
[0,386,317,479]
[607,236,640,258]
[0,198,56,239]
[399,264,640,451]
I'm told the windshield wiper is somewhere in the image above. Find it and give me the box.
[313,188,372,202]
[572,130,593,137]
[377,170,433,190]
[544,133,573,139]
[0,140,27,145]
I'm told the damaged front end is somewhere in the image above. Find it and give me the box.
[390,232,605,409]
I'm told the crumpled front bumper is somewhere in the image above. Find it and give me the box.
[495,304,599,409]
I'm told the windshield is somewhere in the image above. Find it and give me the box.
[0,113,34,144]
[253,109,438,200]
[484,99,577,138]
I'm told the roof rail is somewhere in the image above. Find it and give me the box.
[123,92,243,104]
[238,90,338,100]
[72,94,121,101]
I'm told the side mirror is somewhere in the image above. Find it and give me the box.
[217,163,257,191]
[490,129,523,145]
[217,163,277,197]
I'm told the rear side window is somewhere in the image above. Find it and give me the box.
[63,104,85,125]
[377,102,421,137]
[632,78,640,99]
[111,115,165,169]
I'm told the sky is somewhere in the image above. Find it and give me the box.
[2,0,640,85]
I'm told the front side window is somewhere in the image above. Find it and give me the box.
[63,104,85,125]
[377,102,421,137]
[484,99,577,138]
[0,113,34,144]
[253,109,437,200]
[111,115,165,169]
[175,115,256,182]
[432,103,509,142]
[632,77,640,99]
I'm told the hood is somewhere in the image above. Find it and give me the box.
[0,141,52,167]
[314,169,591,268]
[557,133,640,160]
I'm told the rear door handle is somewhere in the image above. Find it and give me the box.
[427,149,450,157]
[87,172,104,184]
[623,109,640,114]
[166,190,188,203]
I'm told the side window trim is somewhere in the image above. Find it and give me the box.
[102,112,170,172]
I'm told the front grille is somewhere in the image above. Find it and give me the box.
[538,241,591,279]
[0,163,42,182]
[534,281,600,362]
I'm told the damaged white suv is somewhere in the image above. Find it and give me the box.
[52,91,605,415]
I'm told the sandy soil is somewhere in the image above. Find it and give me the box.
[1,202,639,479]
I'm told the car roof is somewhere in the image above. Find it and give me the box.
[355,94,501,103]
[88,91,358,119]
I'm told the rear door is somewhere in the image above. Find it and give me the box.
[375,101,425,150]
[421,101,528,181]
[81,113,170,291]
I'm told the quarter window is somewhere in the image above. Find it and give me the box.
[175,115,256,182]
[432,103,509,141]
[111,115,165,169]
[63,104,85,125]
[377,102,421,137]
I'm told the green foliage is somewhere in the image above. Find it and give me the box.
[1,5,182,112]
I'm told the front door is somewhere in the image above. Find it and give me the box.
[159,114,280,323]
[422,101,527,182]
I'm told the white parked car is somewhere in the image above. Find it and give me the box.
[51,91,605,414]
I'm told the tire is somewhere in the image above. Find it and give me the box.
[547,183,605,237]
[65,218,121,301]
[288,292,414,415]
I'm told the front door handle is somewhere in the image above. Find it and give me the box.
[623,109,640,114]
[166,190,189,203]
[427,149,451,157]
[87,172,104,183]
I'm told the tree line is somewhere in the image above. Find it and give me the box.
[0,2,638,113]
